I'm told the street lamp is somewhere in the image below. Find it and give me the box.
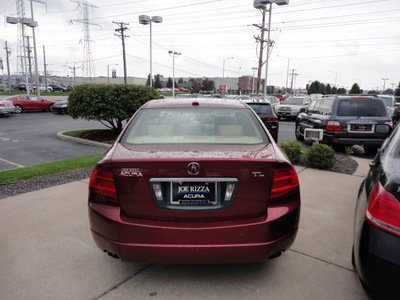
[253,1,289,96]
[381,78,389,93]
[222,57,234,78]
[6,16,37,95]
[168,50,181,97]
[107,64,118,84]
[139,15,162,88]
[252,67,257,94]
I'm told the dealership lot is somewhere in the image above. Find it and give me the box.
[0,164,370,299]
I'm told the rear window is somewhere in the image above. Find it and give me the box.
[336,99,387,117]
[122,107,268,145]
[247,103,273,115]
[282,98,304,105]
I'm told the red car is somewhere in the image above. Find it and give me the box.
[89,98,301,264]
[5,94,56,113]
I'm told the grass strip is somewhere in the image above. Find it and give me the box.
[0,153,102,184]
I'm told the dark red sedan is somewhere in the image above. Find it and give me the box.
[4,94,56,113]
[89,98,301,264]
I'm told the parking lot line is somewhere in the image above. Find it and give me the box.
[0,158,24,168]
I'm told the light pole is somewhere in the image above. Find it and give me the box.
[168,50,181,98]
[6,16,38,95]
[381,78,389,93]
[252,67,257,94]
[139,15,162,88]
[222,57,234,78]
[277,55,290,92]
[107,64,118,84]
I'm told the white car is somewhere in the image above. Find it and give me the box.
[0,99,16,115]
[274,96,312,120]
[32,84,53,92]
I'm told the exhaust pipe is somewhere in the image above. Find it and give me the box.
[269,249,284,259]
[103,249,120,259]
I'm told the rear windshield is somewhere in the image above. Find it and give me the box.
[282,98,304,105]
[337,99,387,117]
[122,107,268,145]
[247,103,273,115]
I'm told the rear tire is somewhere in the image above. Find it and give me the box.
[48,104,54,112]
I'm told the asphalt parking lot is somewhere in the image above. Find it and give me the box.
[0,162,371,299]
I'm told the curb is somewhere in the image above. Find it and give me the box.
[57,131,112,149]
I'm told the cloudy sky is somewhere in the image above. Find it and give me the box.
[1,0,399,91]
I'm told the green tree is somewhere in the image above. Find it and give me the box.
[154,74,162,89]
[308,80,326,94]
[337,87,347,94]
[189,78,202,93]
[146,73,152,86]
[166,77,173,88]
[202,78,215,91]
[326,84,332,95]
[349,83,361,94]
[331,86,338,94]
[395,82,400,96]
[68,84,158,133]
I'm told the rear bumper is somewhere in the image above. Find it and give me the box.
[354,221,400,299]
[0,107,15,114]
[89,201,300,264]
[324,134,386,146]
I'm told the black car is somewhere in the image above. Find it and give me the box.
[52,101,68,114]
[295,95,393,154]
[48,84,68,92]
[244,100,279,142]
[352,123,399,300]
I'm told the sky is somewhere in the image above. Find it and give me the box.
[1,0,399,91]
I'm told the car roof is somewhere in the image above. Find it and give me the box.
[143,98,248,109]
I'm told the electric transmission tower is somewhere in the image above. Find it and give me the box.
[15,0,27,76]
[70,0,99,79]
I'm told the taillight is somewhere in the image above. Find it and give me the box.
[0,104,4,107]
[326,120,342,132]
[89,168,118,203]
[267,117,277,121]
[366,181,400,236]
[385,121,393,128]
[271,168,299,199]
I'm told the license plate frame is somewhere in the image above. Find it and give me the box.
[171,181,217,206]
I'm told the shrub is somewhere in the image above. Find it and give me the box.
[278,141,302,163]
[306,144,335,169]
[68,84,159,133]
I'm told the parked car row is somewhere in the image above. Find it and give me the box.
[16,83,72,92]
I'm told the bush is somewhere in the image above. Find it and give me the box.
[306,144,335,169]
[278,141,302,163]
[68,84,159,133]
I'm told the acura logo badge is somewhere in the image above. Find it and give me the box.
[188,162,200,175]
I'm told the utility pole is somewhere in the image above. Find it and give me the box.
[43,45,48,91]
[65,64,82,86]
[114,21,129,84]
[4,42,12,91]
[290,69,298,94]
[26,36,33,88]
[253,6,267,95]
